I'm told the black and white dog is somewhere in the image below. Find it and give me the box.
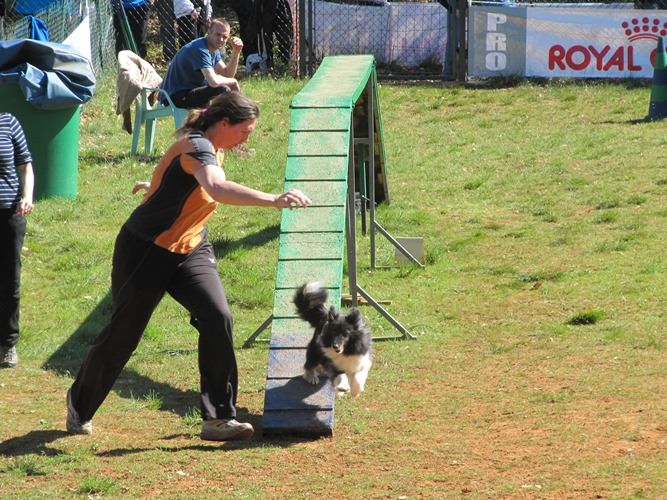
[293,282,372,397]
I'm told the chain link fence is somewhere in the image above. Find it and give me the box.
[0,0,298,76]
[298,0,449,79]
[128,0,298,75]
[1,0,448,79]
[2,0,659,81]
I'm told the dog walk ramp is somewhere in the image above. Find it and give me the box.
[260,55,395,437]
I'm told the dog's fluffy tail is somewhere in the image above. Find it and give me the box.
[294,282,328,328]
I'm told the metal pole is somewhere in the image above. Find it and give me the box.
[357,286,416,340]
[456,0,468,82]
[374,222,424,268]
[347,114,358,308]
[307,0,315,76]
[243,314,273,348]
[298,0,306,78]
[443,3,455,80]
[367,76,377,269]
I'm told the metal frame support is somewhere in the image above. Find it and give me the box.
[344,75,416,341]
[363,75,424,271]
[243,314,272,348]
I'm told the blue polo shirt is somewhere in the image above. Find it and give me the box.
[161,37,223,96]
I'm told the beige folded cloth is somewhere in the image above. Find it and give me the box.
[116,50,163,133]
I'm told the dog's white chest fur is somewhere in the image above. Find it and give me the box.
[323,350,372,397]
[324,349,371,374]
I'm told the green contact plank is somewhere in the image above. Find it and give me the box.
[288,130,350,157]
[283,180,346,206]
[272,288,305,319]
[290,107,350,132]
[291,56,375,109]
[262,409,333,437]
[284,156,348,182]
[275,260,343,289]
[272,287,343,319]
[280,206,346,233]
[278,232,345,260]
[271,317,314,334]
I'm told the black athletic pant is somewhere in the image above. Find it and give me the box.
[69,225,238,422]
[170,85,230,109]
[0,209,26,348]
[230,0,293,68]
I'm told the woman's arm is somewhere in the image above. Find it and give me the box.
[16,163,34,216]
[194,164,311,208]
[132,181,151,194]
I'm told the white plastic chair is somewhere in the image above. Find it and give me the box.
[131,88,188,156]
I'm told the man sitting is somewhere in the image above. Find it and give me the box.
[161,18,243,109]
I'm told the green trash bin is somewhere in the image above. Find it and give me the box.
[0,83,80,200]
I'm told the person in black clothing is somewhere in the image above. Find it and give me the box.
[65,92,311,441]
[228,0,293,70]
[0,113,34,369]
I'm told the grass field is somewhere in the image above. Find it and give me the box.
[1,72,666,498]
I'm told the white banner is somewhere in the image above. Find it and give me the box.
[469,6,667,78]
[313,1,447,67]
[526,9,666,78]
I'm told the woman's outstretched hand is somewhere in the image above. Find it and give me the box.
[132,181,150,195]
[274,188,311,210]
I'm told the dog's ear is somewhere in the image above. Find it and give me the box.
[328,306,338,322]
[345,308,363,328]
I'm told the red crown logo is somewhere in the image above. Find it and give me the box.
[622,18,667,42]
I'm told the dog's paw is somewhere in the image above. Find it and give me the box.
[303,370,319,385]
[333,374,350,394]
[350,374,365,397]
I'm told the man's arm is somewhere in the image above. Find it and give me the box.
[201,67,240,91]
[215,36,243,78]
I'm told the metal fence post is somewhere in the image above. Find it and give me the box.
[456,0,468,82]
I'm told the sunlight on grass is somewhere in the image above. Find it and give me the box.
[77,476,117,496]
[182,406,202,431]
[144,389,163,411]
[2,456,47,477]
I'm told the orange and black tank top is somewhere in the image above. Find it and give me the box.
[125,132,222,254]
